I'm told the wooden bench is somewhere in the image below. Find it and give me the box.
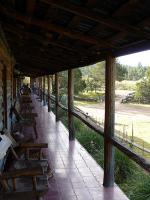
[0,135,49,200]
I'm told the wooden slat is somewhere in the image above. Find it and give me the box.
[1,167,43,179]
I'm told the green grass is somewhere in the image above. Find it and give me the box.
[77,91,104,99]
[75,100,150,154]
[131,103,150,108]
[115,116,150,145]
[74,100,97,106]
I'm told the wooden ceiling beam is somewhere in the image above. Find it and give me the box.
[26,0,36,16]
[16,65,50,75]
[13,48,78,64]
[9,40,80,59]
[4,24,86,54]
[0,5,113,48]
[13,52,77,65]
[110,17,150,45]
[112,0,141,17]
[87,0,97,7]
[17,60,73,75]
[42,0,150,39]
[17,57,76,67]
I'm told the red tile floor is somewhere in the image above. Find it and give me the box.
[29,95,129,200]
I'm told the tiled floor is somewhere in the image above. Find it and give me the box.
[30,95,128,200]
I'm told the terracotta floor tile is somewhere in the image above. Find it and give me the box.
[28,95,129,200]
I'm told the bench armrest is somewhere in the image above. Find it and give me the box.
[0,167,43,179]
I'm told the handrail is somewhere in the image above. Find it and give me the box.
[36,89,150,173]
[58,100,150,172]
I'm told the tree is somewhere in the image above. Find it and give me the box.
[74,69,86,95]
[116,61,128,81]
[135,67,150,103]
[86,61,105,92]
[59,69,86,96]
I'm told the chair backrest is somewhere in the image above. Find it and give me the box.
[0,134,12,160]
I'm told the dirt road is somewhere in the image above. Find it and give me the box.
[76,101,150,143]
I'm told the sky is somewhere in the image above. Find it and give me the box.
[117,50,150,67]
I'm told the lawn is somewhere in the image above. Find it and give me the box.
[74,100,150,159]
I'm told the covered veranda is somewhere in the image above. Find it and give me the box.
[31,94,128,200]
[0,0,150,199]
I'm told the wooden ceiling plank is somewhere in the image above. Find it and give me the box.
[26,0,36,16]
[42,0,150,39]
[112,0,141,17]
[4,24,80,53]
[0,5,114,48]
[87,0,97,7]
[110,17,150,44]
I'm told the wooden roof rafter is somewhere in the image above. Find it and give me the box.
[42,0,150,39]
[3,23,97,57]
[0,0,150,76]
[0,5,114,48]
[112,0,141,17]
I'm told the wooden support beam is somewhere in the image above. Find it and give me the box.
[103,54,115,187]
[39,77,42,101]
[55,73,59,121]
[2,65,7,128]
[42,0,150,39]
[13,77,17,99]
[0,5,113,48]
[37,77,40,96]
[112,0,140,17]
[42,76,46,105]
[4,24,82,54]
[26,0,36,16]
[68,69,75,140]
[47,75,51,112]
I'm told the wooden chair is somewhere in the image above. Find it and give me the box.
[0,135,49,200]
[0,166,48,200]
[10,104,38,138]
[12,143,50,174]
[1,131,50,175]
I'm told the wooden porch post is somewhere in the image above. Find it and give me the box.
[39,77,42,99]
[103,54,115,187]
[13,77,17,99]
[55,73,59,121]
[43,76,46,105]
[68,69,75,140]
[47,75,51,112]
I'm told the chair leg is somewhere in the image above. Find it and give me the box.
[33,123,38,138]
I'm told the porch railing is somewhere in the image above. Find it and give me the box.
[35,87,150,173]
